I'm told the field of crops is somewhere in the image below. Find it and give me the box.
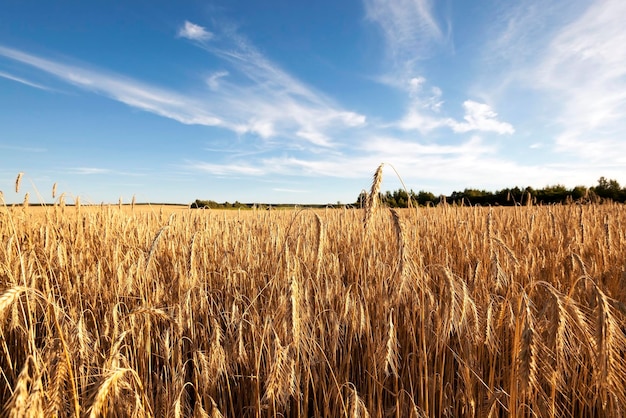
[1,194,626,416]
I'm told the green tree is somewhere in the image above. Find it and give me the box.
[571,186,587,201]
[416,191,436,206]
[594,177,622,201]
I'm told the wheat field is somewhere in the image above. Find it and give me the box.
[1,176,626,417]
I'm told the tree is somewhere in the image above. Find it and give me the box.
[594,177,622,201]
[356,191,367,208]
[416,191,436,206]
[571,186,588,202]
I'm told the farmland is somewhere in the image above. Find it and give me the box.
[1,195,626,416]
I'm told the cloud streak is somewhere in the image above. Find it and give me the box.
[184,133,604,194]
[180,20,367,146]
[0,70,52,91]
[0,144,47,153]
[0,45,225,128]
[0,28,365,149]
[364,0,444,66]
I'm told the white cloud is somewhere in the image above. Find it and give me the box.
[398,108,447,133]
[397,77,513,135]
[450,101,514,134]
[206,70,229,90]
[408,76,426,92]
[178,21,213,42]
[336,111,367,127]
[407,77,443,110]
[247,119,275,139]
[296,130,332,147]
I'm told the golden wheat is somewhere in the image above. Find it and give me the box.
[1,171,625,417]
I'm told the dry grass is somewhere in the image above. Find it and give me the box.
[1,173,626,417]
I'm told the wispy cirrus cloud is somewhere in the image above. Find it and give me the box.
[272,188,307,193]
[206,70,229,90]
[0,144,47,153]
[0,70,52,91]
[67,167,148,177]
[363,0,445,67]
[535,0,626,161]
[0,45,224,128]
[185,129,615,194]
[69,167,112,175]
[188,134,495,180]
[481,0,626,169]
[0,32,365,149]
[185,161,265,176]
[179,20,366,145]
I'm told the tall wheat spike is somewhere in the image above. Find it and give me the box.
[15,173,23,194]
[363,163,384,230]
[314,212,324,280]
[349,386,370,418]
[384,309,399,377]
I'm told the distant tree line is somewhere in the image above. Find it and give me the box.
[191,177,625,209]
[189,200,339,210]
[190,199,249,209]
[355,177,626,208]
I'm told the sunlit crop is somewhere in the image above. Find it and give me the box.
[1,170,625,417]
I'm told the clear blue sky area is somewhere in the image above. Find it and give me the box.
[1,0,624,204]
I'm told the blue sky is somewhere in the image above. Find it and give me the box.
[1,0,625,204]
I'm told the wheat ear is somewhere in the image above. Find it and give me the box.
[363,163,384,230]
[15,172,23,193]
[384,308,400,377]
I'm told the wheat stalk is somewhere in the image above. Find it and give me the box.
[15,172,23,193]
[349,385,370,418]
[263,338,294,408]
[1,179,626,416]
[384,309,399,377]
[363,163,384,230]
[314,212,324,280]
[88,368,132,418]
